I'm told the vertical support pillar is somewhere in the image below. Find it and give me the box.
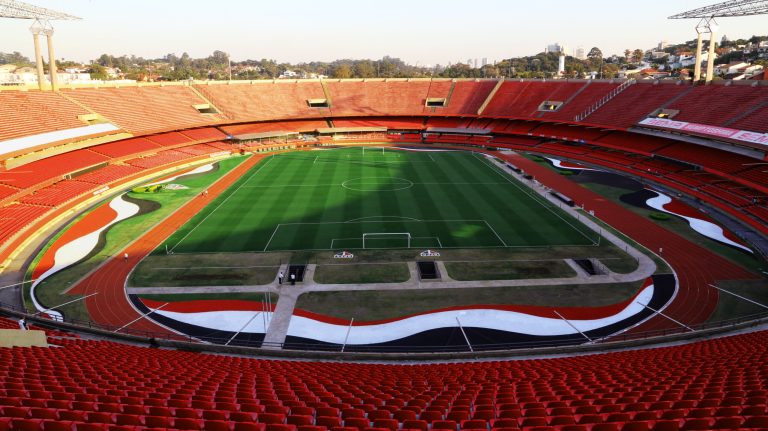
[693,31,704,83]
[31,30,45,90]
[705,25,718,83]
[45,30,58,91]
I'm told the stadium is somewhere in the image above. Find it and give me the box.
[1,0,768,430]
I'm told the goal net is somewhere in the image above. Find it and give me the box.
[362,232,412,249]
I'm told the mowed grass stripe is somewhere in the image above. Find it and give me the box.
[166,148,597,253]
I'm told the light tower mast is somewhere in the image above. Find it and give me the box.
[669,0,768,84]
[0,0,81,90]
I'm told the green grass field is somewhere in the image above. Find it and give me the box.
[160,148,598,254]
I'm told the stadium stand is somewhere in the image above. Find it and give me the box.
[727,103,768,133]
[125,149,199,169]
[0,150,109,189]
[582,82,690,129]
[0,330,766,430]
[72,164,146,185]
[220,121,328,135]
[61,86,220,134]
[195,81,328,121]
[180,127,228,142]
[0,91,90,142]
[325,80,431,116]
[666,84,768,128]
[0,203,51,242]
[20,181,98,207]
[483,81,586,118]
[541,82,621,122]
[430,80,498,116]
[87,137,162,158]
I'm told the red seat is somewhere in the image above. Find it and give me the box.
[73,424,107,431]
[432,420,457,431]
[420,412,442,422]
[203,419,233,431]
[298,427,328,431]
[344,418,370,430]
[9,418,43,431]
[266,425,298,431]
[402,420,427,431]
[175,417,204,430]
[650,420,680,431]
[40,420,74,431]
[113,414,144,426]
[234,424,267,431]
[680,419,712,431]
[394,411,417,422]
[742,416,768,428]
[368,411,391,421]
[460,420,488,430]
[620,422,650,431]
[230,412,257,422]
[143,415,173,428]
[288,415,315,427]
[711,417,742,429]
[84,412,113,425]
[371,419,398,431]
[317,417,343,428]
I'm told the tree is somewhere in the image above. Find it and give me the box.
[354,60,375,78]
[89,64,109,80]
[587,47,603,61]
[624,49,631,62]
[632,49,645,63]
[332,63,352,79]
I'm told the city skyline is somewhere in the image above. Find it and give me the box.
[1,0,767,66]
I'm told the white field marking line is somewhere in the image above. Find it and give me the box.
[313,156,318,164]
[472,152,596,245]
[331,236,441,249]
[152,265,280,270]
[428,154,436,162]
[262,224,282,252]
[239,181,507,189]
[345,216,422,222]
[275,219,489,226]
[169,156,275,253]
[482,220,508,247]
[436,237,444,248]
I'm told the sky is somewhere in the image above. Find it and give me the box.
[1,0,766,66]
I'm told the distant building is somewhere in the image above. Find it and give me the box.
[0,64,94,85]
[657,41,669,51]
[574,46,586,60]
[279,70,298,79]
[546,43,566,54]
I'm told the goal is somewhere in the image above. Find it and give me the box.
[362,232,412,249]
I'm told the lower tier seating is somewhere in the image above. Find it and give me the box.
[0,330,766,431]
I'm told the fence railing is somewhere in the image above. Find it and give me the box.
[2,299,767,357]
[574,79,635,122]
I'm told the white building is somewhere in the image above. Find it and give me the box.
[546,43,566,54]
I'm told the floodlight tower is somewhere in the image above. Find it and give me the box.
[669,0,768,83]
[0,0,81,90]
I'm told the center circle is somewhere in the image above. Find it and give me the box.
[341,177,414,191]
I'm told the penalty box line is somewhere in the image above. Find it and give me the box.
[329,236,443,250]
[262,219,499,251]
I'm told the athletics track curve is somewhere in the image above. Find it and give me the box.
[499,153,757,332]
[68,155,266,338]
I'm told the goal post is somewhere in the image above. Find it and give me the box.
[362,232,412,249]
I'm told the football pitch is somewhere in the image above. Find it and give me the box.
[162,147,598,253]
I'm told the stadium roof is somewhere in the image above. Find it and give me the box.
[669,0,768,19]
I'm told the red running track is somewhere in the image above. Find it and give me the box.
[500,153,758,332]
[68,155,266,337]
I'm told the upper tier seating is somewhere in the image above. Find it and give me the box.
[541,82,621,122]
[666,85,768,129]
[326,81,431,116]
[583,83,690,129]
[221,121,328,136]
[483,81,585,118]
[19,180,97,207]
[0,91,89,142]
[195,82,328,121]
[0,330,766,431]
[73,164,145,185]
[426,80,497,116]
[61,86,219,134]
[88,138,162,158]
[0,150,109,189]
[727,103,768,133]
[332,118,424,129]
